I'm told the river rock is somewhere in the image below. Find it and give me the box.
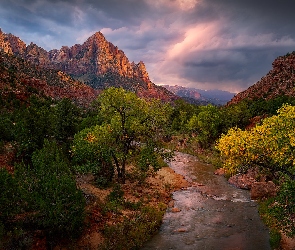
[228,174,256,189]
[171,207,181,213]
[214,168,226,176]
[250,181,277,200]
[228,167,260,189]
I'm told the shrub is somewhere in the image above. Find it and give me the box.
[269,178,295,237]
[0,167,31,248]
[29,140,86,237]
[3,140,87,242]
[0,168,21,227]
[216,104,295,175]
[100,206,164,250]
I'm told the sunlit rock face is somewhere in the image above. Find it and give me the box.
[45,32,147,80]
[0,49,99,107]
[0,30,150,82]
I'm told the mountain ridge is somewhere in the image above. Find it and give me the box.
[227,52,295,105]
[0,50,99,107]
[0,29,177,102]
[162,85,235,105]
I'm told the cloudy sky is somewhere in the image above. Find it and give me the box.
[1,0,295,93]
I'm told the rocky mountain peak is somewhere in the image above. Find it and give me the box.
[132,61,150,82]
[25,42,50,66]
[88,31,107,44]
[0,28,176,102]
[0,29,26,55]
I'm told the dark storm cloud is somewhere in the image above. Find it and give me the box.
[153,0,295,92]
[0,0,154,48]
[1,0,295,92]
[85,0,151,22]
[1,1,76,29]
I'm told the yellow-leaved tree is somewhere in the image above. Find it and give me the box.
[216,104,295,176]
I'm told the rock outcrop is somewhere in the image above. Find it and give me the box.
[0,29,26,55]
[0,30,150,82]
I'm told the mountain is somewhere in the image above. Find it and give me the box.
[162,85,235,105]
[0,29,176,102]
[0,50,98,107]
[227,52,295,105]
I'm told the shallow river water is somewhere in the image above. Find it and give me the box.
[141,152,271,250]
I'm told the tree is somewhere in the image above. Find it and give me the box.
[0,140,85,247]
[169,99,200,133]
[220,100,252,131]
[53,98,81,143]
[216,104,295,175]
[14,97,54,161]
[23,139,85,237]
[187,104,222,147]
[72,87,172,184]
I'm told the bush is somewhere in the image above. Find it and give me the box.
[0,139,86,245]
[0,167,26,218]
[0,168,21,228]
[13,99,54,161]
[269,178,295,237]
[0,113,14,141]
[100,206,164,250]
[29,140,86,237]
[0,167,31,248]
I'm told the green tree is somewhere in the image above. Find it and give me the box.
[72,87,172,184]
[53,98,81,143]
[220,100,252,131]
[23,139,85,237]
[170,99,200,133]
[187,104,222,147]
[0,140,85,247]
[14,97,54,161]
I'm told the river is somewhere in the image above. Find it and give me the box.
[141,152,271,250]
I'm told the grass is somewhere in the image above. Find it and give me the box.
[258,198,282,249]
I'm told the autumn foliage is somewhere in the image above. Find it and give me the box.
[216,104,295,176]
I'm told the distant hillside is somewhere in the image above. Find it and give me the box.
[0,29,176,102]
[162,85,235,105]
[227,52,295,105]
[0,50,98,107]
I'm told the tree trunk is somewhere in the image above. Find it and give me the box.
[111,152,126,184]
